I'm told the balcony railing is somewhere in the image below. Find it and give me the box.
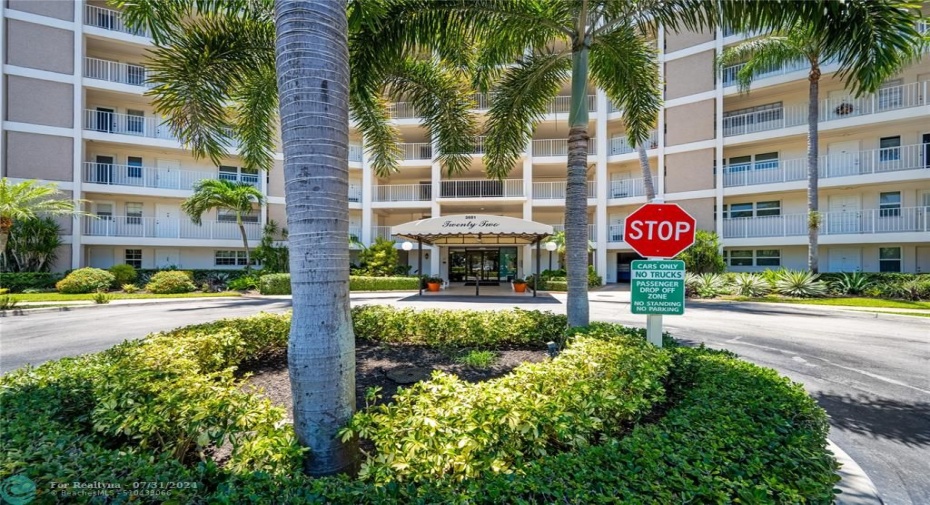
[532,181,596,199]
[83,216,261,240]
[723,207,929,239]
[85,5,149,37]
[372,226,395,242]
[608,178,647,198]
[546,95,597,114]
[83,162,257,190]
[471,93,495,111]
[723,143,930,187]
[388,102,417,119]
[349,143,363,163]
[531,138,598,157]
[348,184,362,203]
[721,59,810,87]
[609,131,658,155]
[373,184,432,202]
[84,109,176,141]
[439,179,523,198]
[608,224,624,242]
[723,80,929,137]
[349,225,362,241]
[399,142,433,161]
[84,57,151,87]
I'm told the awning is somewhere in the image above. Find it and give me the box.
[392,214,553,245]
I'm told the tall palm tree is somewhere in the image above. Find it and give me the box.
[181,179,265,268]
[718,19,922,273]
[0,178,78,254]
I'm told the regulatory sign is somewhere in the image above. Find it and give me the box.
[630,260,685,315]
[623,203,696,258]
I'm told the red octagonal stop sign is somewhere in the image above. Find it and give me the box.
[624,203,696,258]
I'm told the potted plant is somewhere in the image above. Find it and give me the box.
[425,276,443,292]
[512,277,528,293]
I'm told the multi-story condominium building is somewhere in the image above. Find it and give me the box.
[2,2,928,283]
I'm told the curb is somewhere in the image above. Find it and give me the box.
[0,296,252,316]
[829,439,882,505]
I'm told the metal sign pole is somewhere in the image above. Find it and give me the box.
[646,256,662,347]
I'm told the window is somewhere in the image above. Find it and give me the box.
[127,64,145,86]
[727,155,752,172]
[726,203,754,219]
[754,152,779,170]
[879,136,901,162]
[756,249,781,267]
[879,247,901,273]
[725,249,781,267]
[126,202,143,224]
[215,250,250,266]
[127,109,144,134]
[218,165,239,182]
[879,192,901,217]
[240,167,259,186]
[125,249,142,269]
[127,156,143,179]
[877,79,903,110]
[729,250,754,266]
[95,203,114,220]
[217,209,259,223]
[755,201,781,217]
[724,201,780,218]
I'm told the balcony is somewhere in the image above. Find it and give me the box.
[348,183,362,203]
[84,57,151,88]
[723,143,930,187]
[722,80,929,137]
[373,184,432,202]
[608,224,624,242]
[372,226,395,242]
[83,216,261,241]
[532,138,597,157]
[721,60,810,87]
[532,181,596,200]
[84,109,175,141]
[84,5,149,37]
[349,143,363,163]
[439,179,523,198]
[608,178,647,198]
[722,207,929,239]
[399,142,433,161]
[388,102,417,120]
[609,131,658,156]
[349,225,362,241]
[83,162,257,191]
[546,95,597,115]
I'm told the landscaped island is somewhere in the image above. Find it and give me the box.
[1,307,840,503]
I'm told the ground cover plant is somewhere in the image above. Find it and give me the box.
[687,270,930,302]
[0,307,839,503]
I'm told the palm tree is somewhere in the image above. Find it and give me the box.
[0,178,77,254]
[181,179,265,268]
[718,19,922,273]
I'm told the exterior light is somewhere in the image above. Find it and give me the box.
[545,241,557,252]
[402,241,413,251]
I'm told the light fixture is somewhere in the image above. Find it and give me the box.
[402,241,413,251]
[545,241,557,252]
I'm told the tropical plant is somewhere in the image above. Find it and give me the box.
[253,221,289,274]
[692,273,729,298]
[774,270,828,298]
[0,294,16,310]
[358,237,399,277]
[0,179,78,255]
[182,179,265,268]
[733,273,771,298]
[108,264,138,288]
[122,283,140,294]
[830,272,874,296]
[56,268,114,294]
[676,230,725,274]
[718,15,922,273]
[145,271,197,294]
[93,291,112,304]
[0,217,63,272]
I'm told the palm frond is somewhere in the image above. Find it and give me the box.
[232,62,278,172]
[717,35,808,93]
[182,179,264,225]
[0,179,78,221]
[114,0,273,45]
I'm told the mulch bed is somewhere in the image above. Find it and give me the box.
[241,342,550,419]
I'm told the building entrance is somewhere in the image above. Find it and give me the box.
[449,247,518,285]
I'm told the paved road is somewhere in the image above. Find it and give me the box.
[2,294,928,504]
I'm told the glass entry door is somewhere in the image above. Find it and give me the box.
[467,250,500,283]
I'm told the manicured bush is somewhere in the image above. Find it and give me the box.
[55,267,115,294]
[260,273,292,295]
[351,305,567,347]
[145,270,197,294]
[108,264,137,287]
[136,268,251,287]
[0,271,61,293]
[350,276,419,291]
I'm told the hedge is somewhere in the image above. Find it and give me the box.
[0,310,838,504]
[0,272,60,293]
[55,267,115,294]
[258,274,420,294]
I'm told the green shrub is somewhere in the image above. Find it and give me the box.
[92,291,111,304]
[0,271,61,293]
[350,275,419,291]
[145,271,197,294]
[454,349,497,368]
[342,331,671,483]
[774,270,828,298]
[685,272,728,298]
[107,264,137,287]
[352,305,567,348]
[358,237,400,277]
[56,267,115,294]
[829,271,874,296]
[881,277,930,301]
[732,272,770,297]
[0,294,17,310]
[260,273,292,295]
[228,274,260,291]
[121,283,139,293]
[677,230,725,274]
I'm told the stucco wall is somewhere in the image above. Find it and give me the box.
[3,131,73,181]
[664,28,713,53]
[7,0,74,21]
[6,75,73,127]
[665,100,715,146]
[665,149,715,193]
[665,51,715,100]
[5,19,74,74]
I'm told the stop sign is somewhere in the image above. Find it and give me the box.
[624,203,696,258]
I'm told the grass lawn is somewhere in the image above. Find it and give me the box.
[10,292,242,302]
[732,295,930,310]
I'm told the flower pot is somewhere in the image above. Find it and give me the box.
[427,282,441,292]
[513,283,527,293]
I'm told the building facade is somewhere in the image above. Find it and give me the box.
[2,1,928,282]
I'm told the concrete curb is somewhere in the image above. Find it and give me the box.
[829,439,883,505]
[1,296,251,316]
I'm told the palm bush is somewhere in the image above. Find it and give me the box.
[774,270,828,298]
[733,273,771,297]
[830,272,873,296]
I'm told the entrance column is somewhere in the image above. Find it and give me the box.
[522,138,534,278]
[534,239,541,298]
[417,237,423,296]
[594,89,609,279]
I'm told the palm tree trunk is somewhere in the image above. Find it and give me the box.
[807,64,821,273]
[0,232,9,256]
[237,214,251,270]
[565,46,591,328]
[637,143,655,201]
[274,0,356,476]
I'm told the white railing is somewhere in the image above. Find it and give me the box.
[532,181,596,199]
[608,224,624,242]
[348,184,362,203]
[374,183,432,202]
[723,143,930,187]
[84,57,150,87]
[439,179,523,198]
[608,178,647,198]
[83,109,176,141]
[723,207,929,238]
[349,225,362,241]
[83,216,261,240]
[349,143,363,163]
[372,226,395,242]
[608,101,622,114]
[82,162,258,190]
[546,95,597,114]
[388,102,417,119]
[399,142,433,161]
[532,138,597,157]
[609,131,658,155]
[723,105,806,137]
[84,5,149,37]
[471,93,496,111]
[721,59,809,87]
[471,136,487,155]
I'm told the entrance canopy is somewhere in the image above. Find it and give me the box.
[392,214,553,245]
